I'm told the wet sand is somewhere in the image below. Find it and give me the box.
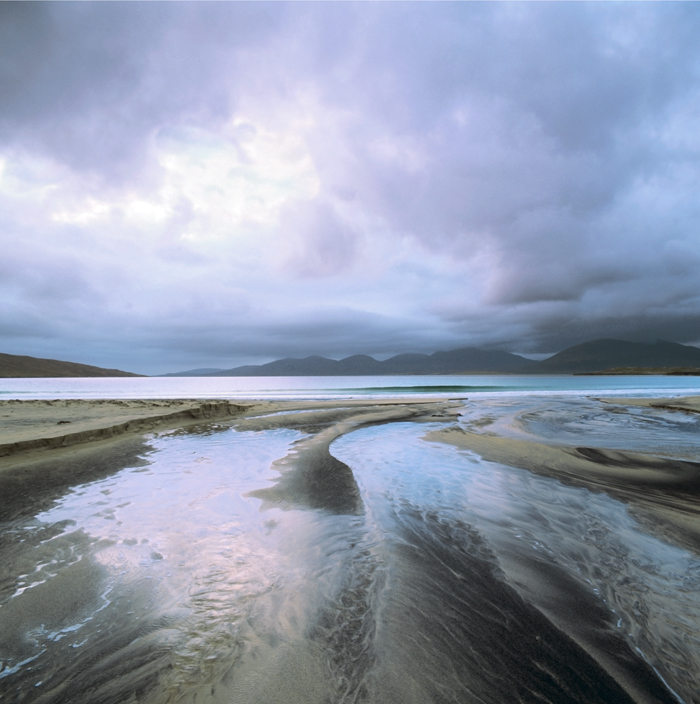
[0,399,252,460]
[428,396,700,553]
[1,396,699,703]
[598,395,700,413]
[0,398,460,465]
[427,426,700,551]
[0,398,461,524]
[3,394,699,551]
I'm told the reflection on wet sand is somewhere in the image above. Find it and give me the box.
[1,396,699,703]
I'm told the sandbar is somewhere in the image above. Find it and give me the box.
[427,396,700,552]
[0,399,254,462]
[3,394,699,552]
[597,395,700,413]
[0,397,461,467]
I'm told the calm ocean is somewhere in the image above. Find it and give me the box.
[2,373,700,400]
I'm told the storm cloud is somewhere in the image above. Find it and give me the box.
[1,2,700,373]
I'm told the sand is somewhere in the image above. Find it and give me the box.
[3,394,699,550]
[2,395,699,703]
[0,399,255,462]
[0,397,462,467]
[597,395,700,413]
[427,395,700,552]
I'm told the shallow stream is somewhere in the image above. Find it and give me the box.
[1,397,699,703]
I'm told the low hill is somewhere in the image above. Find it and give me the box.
[204,347,536,376]
[529,339,700,374]
[0,352,142,378]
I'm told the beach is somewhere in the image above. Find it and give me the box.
[0,399,251,460]
[1,393,699,703]
[0,397,464,464]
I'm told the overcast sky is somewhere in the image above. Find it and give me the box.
[2,2,700,374]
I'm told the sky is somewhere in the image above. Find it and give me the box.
[2,2,700,375]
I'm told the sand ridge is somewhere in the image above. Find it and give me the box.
[4,394,699,551]
[0,399,254,460]
[426,422,700,552]
[597,395,700,413]
[0,397,463,466]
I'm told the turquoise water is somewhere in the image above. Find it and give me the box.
[2,374,700,399]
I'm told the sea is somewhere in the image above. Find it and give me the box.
[2,373,700,400]
[1,375,700,704]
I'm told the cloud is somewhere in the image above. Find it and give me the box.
[2,2,700,372]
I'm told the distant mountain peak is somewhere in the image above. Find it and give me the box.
[158,338,700,377]
[531,338,700,373]
[196,347,535,376]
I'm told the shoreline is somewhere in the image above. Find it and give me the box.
[0,397,460,467]
[0,399,253,462]
[3,394,700,458]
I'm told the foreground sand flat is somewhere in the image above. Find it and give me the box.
[3,395,699,551]
[428,396,700,552]
[1,395,699,703]
[0,397,461,465]
[0,399,256,460]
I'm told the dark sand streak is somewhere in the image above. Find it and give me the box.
[426,426,700,553]
[244,402,460,516]
[1,398,697,703]
[368,505,675,704]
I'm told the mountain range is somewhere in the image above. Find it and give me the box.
[3,339,700,378]
[530,339,700,374]
[193,347,533,376]
[164,339,700,377]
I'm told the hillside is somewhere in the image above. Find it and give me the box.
[0,352,142,378]
[529,339,700,374]
[15,338,699,379]
[177,339,700,376]
[204,347,536,376]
